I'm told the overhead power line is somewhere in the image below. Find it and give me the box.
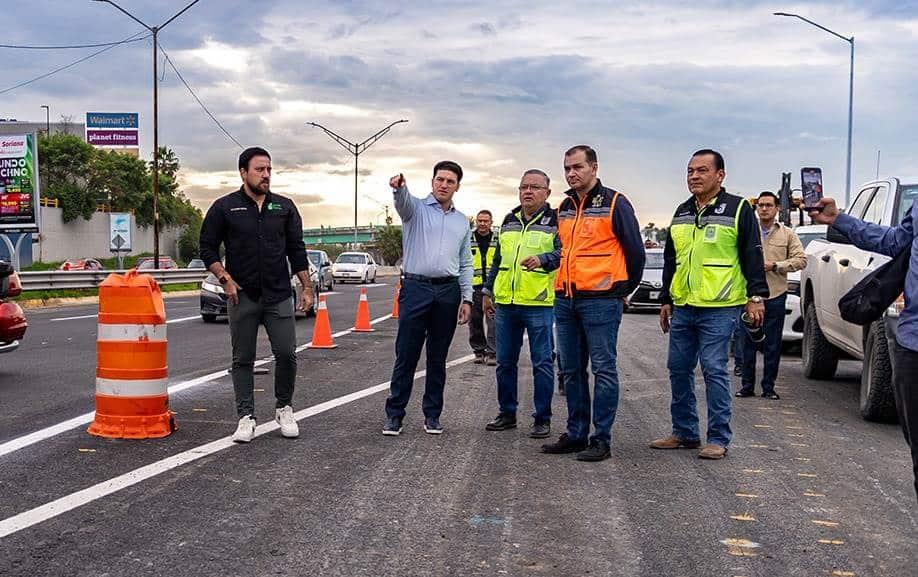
[0,31,150,97]
[157,43,244,149]
[0,36,150,50]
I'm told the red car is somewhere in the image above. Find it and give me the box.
[59,258,103,271]
[0,262,27,353]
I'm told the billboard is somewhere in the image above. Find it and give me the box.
[86,112,139,151]
[0,133,40,232]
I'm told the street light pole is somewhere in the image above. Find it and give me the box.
[774,12,855,207]
[40,105,49,135]
[93,0,201,266]
[306,120,409,247]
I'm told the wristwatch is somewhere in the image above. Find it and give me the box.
[770,262,778,272]
[748,296,763,304]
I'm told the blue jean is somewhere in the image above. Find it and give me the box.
[385,278,460,421]
[555,296,623,444]
[495,304,554,424]
[732,308,745,366]
[668,305,739,447]
[740,294,787,394]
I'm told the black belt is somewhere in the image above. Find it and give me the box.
[402,273,458,285]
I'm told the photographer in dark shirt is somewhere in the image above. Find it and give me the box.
[200,147,312,443]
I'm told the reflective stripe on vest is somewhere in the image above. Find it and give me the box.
[668,198,748,307]
[471,233,497,286]
[493,209,557,306]
[554,190,629,296]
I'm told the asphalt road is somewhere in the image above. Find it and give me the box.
[0,292,915,577]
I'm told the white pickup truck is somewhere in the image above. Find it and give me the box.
[800,177,918,421]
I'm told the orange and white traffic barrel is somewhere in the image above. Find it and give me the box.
[88,269,176,439]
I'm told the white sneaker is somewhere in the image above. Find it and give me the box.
[232,415,256,443]
[275,405,299,438]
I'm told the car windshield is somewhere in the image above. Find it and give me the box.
[896,184,918,225]
[337,254,365,264]
[307,252,322,266]
[645,252,664,269]
[797,232,824,250]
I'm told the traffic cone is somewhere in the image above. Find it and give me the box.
[310,295,337,349]
[391,282,400,319]
[89,269,176,439]
[354,287,374,332]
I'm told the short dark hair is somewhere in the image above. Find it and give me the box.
[692,149,725,171]
[433,160,463,183]
[522,169,550,187]
[757,191,779,204]
[476,209,492,218]
[239,147,271,171]
[565,145,597,164]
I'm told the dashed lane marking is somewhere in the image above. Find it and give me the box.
[812,520,840,527]
[0,314,394,458]
[0,350,475,539]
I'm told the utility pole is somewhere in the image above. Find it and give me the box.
[93,0,200,267]
[307,120,408,248]
[40,105,49,135]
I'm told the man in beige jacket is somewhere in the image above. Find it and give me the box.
[736,191,806,399]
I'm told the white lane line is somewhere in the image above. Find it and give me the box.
[50,314,97,322]
[0,314,394,458]
[0,352,475,539]
[165,315,201,324]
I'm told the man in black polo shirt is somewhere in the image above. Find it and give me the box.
[200,147,313,443]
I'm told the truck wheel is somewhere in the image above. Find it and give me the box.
[802,300,839,379]
[201,314,217,323]
[860,319,898,422]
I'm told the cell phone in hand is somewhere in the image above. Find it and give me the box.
[801,167,823,211]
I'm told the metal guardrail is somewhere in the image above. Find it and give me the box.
[20,268,209,291]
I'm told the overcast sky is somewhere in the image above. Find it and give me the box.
[4,0,917,228]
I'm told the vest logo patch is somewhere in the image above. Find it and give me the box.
[541,216,550,225]
[704,225,717,242]
[715,203,727,215]
[592,195,603,208]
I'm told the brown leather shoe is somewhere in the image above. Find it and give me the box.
[698,444,727,460]
[649,435,701,450]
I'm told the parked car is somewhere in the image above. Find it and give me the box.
[626,248,664,310]
[186,258,206,269]
[332,252,378,284]
[307,249,334,291]
[59,258,103,271]
[782,224,827,344]
[0,261,27,354]
[800,177,918,421]
[136,256,178,270]
[200,261,320,322]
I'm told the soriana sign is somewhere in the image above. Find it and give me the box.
[0,133,41,232]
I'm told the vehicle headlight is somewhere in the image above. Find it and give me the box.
[787,279,800,297]
[202,280,224,295]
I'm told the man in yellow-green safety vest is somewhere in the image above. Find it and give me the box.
[470,210,497,364]
[482,169,561,439]
[650,149,769,460]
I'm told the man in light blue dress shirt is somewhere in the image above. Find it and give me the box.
[383,161,474,436]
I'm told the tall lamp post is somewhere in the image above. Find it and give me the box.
[93,0,201,266]
[40,105,50,135]
[307,120,408,247]
[774,11,855,208]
